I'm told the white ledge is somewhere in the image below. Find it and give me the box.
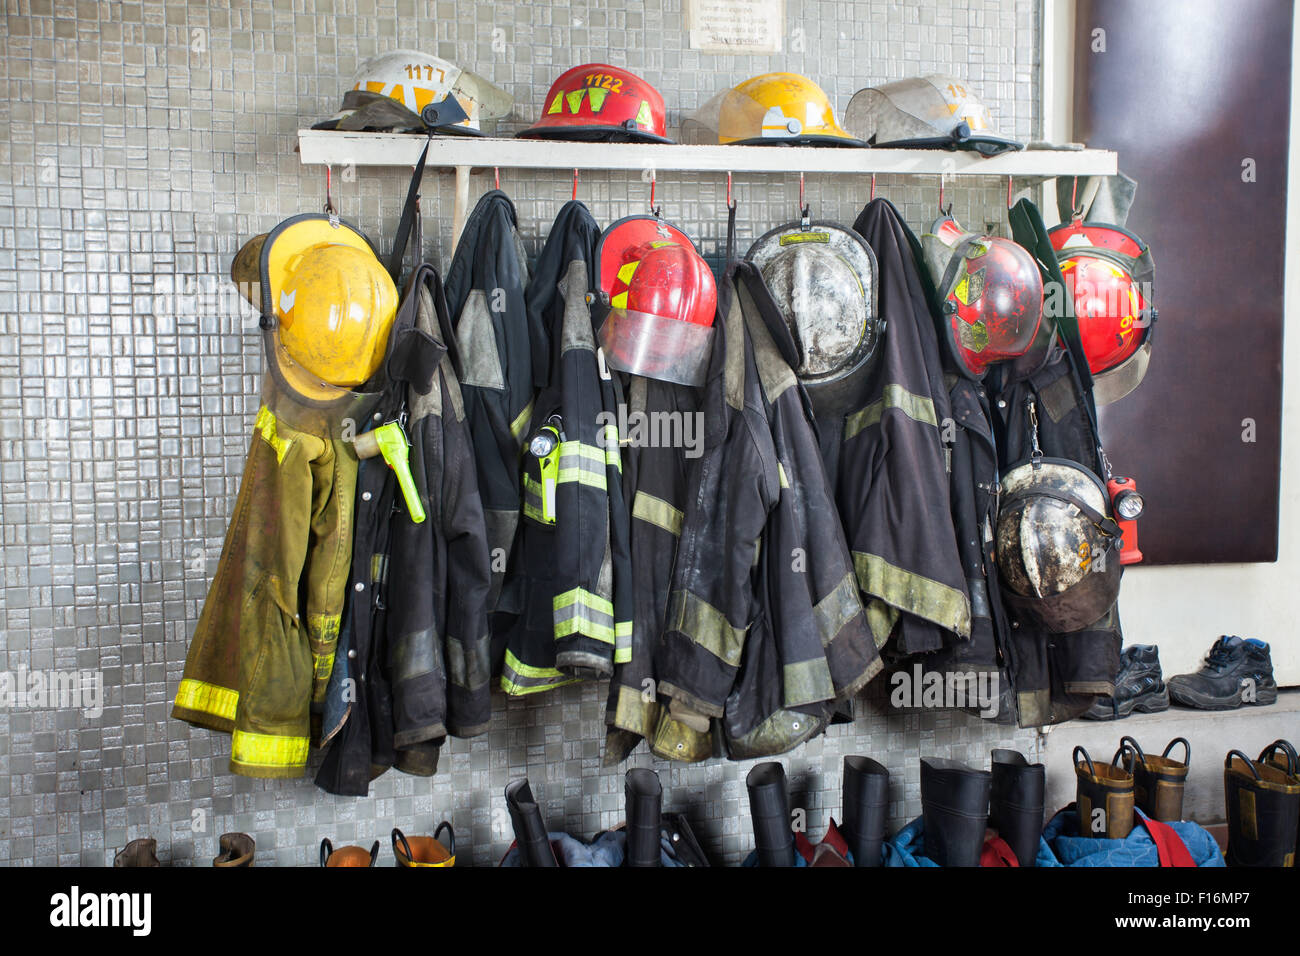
[297,129,1118,179]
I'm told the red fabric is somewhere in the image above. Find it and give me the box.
[980,834,1020,867]
[1138,815,1196,867]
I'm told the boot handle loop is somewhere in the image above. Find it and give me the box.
[319,838,333,868]
[1225,749,1262,780]
[367,840,381,867]
[1073,745,1096,777]
[434,820,456,859]
[392,828,414,864]
[1257,739,1298,776]
[1115,735,1145,770]
[1162,737,1191,766]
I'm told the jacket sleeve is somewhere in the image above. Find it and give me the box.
[655,293,780,719]
[440,370,494,737]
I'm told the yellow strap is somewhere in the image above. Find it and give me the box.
[174,678,238,723]
[844,384,939,441]
[632,491,683,536]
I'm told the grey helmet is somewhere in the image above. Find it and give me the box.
[745,222,881,419]
[996,457,1122,633]
[843,75,1023,156]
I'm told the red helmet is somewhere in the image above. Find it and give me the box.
[518,64,670,143]
[923,216,1044,380]
[595,216,716,386]
[1049,221,1156,405]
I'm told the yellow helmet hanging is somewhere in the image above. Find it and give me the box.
[682,72,863,146]
[259,215,398,403]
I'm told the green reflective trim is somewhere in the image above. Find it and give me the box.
[864,597,899,649]
[631,490,684,537]
[603,425,622,471]
[813,572,863,648]
[499,649,580,696]
[614,620,633,663]
[553,587,616,644]
[844,384,939,441]
[665,589,745,667]
[522,473,551,524]
[777,462,790,489]
[853,551,971,639]
[557,441,607,490]
[782,657,836,708]
[510,399,535,443]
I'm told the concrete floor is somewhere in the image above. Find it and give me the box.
[1038,689,1300,825]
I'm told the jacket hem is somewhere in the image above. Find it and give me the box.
[834,653,884,702]
[229,760,305,780]
[656,681,724,719]
[171,706,234,735]
[393,722,448,749]
[555,650,613,681]
[447,719,490,738]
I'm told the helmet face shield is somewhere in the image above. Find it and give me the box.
[682,73,863,146]
[313,50,512,135]
[595,216,717,385]
[746,222,880,416]
[519,64,670,142]
[844,75,1023,154]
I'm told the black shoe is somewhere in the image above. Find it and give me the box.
[1083,644,1170,720]
[1167,636,1278,711]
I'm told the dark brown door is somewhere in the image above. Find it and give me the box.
[1074,0,1290,563]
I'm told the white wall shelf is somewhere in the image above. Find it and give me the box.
[297,129,1118,179]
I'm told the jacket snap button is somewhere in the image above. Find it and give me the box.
[676,742,684,751]
[792,721,800,730]
[347,649,357,660]
[354,582,364,592]
[362,491,372,501]
[997,400,1007,408]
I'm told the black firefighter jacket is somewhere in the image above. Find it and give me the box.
[498,200,634,695]
[655,261,881,760]
[444,190,534,619]
[988,198,1124,728]
[846,198,972,656]
[316,265,493,795]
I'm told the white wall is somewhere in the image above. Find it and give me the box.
[1045,1,1299,686]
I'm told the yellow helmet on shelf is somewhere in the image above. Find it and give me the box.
[682,73,863,146]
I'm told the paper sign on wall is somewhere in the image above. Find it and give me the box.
[687,0,784,53]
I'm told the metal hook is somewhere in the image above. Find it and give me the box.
[870,173,876,201]
[494,167,500,190]
[799,172,810,229]
[572,168,579,201]
[649,170,661,218]
[323,165,337,217]
[1071,175,1083,221]
[938,173,952,218]
[726,171,735,211]
[1006,175,1014,209]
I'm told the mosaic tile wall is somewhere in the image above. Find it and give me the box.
[0,0,1045,866]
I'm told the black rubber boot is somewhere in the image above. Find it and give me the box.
[1119,736,1190,822]
[1075,745,1135,839]
[1083,644,1170,720]
[920,757,991,867]
[505,777,558,867]
[1167,636,1278,710]
[1226,743,1300,867]
[990,749,1045,867]
[625,768,663,868]
[842,756,889,867]
[746,762,796,867]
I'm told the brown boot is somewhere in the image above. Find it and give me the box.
[113,838,160,867]
[1074,746,1134,839]
[1119,736,1190,822]
[213,832,255,867]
